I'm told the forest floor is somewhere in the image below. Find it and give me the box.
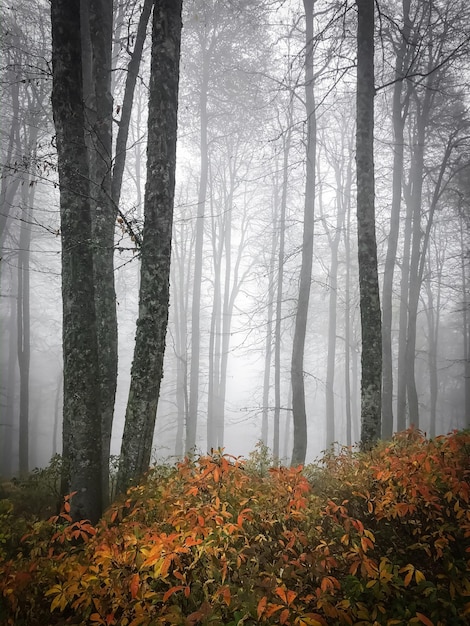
[0,428,469,625]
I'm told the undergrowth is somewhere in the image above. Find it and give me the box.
[0,428,469,625]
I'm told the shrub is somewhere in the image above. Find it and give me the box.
[0,430,468,625]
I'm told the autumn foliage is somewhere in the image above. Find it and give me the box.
[0,429,469,625]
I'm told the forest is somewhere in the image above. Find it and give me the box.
[0,0,469,622]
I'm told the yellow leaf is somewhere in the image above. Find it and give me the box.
[415,569,426,584]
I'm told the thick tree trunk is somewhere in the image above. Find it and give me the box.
[51,0,102,523]
[85,0,118,509]
[291,0,315,467]
[356,0,382,448]
[117,0,182,493]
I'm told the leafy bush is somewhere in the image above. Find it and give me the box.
[0,429,469,625]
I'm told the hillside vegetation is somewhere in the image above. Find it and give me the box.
[1,428,469,625]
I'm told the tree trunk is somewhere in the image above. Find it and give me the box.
[111,0,153,209]
[424,251,439,438]
[356,0,382,448]
[460,214,470,427]
[187,51,209,453]
[381,0,411,439]
[51,0,102,523]
[291,0,315,467]
[17,181,33,476]
[274,118,292,461]
[261,191,278,445]
[116,0,182,494]
[1,278,17,477]
[81,0,117,509]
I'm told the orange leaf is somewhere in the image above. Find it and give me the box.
[257,596,267,619]
[162,585,184,602]
[130,573,139,600]
[275,586,288,603]
[265,604,284,618]
[416,612,434,626]
[280,608,290,624]
[222,586,231,606]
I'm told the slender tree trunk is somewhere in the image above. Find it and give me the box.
[344,184,353,447]
[2,279,17,477]
[0,54,21,254]
[261,192,278,445]
[208,182,222,451]
[396,170,412,430]
[356,0,382,448]
[51,0,102,523]
[274,123,292,461]
[291,0,315,466]
[187,52,209,453]
[17,182,33,476]
[111,0,153,208]
[381,0,411,439]
[460,214,470,426]
[424,251,439,438]
[324,139,351,447]
[116,0,182,493]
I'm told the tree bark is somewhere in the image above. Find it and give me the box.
[117,0,182,494]
[82,0,117,508]
[381,0,411,439]
[111,0,153,209]
[291,0,315,467]
[17,180,33,476]
[187,49,209,453]
[51,0,102,523]
[356,0,382,448]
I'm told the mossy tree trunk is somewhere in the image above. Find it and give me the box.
[51,0,102,523]
[116,0,182,494]
[356,0,382,448]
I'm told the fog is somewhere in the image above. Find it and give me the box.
[1,0,468,478]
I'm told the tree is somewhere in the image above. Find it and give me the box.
[81,0,117,508]
[116,0,182,494]
[356,0,382,447]
[291,0,316,467]
[51,0,102,522]
[381,0,413,438]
